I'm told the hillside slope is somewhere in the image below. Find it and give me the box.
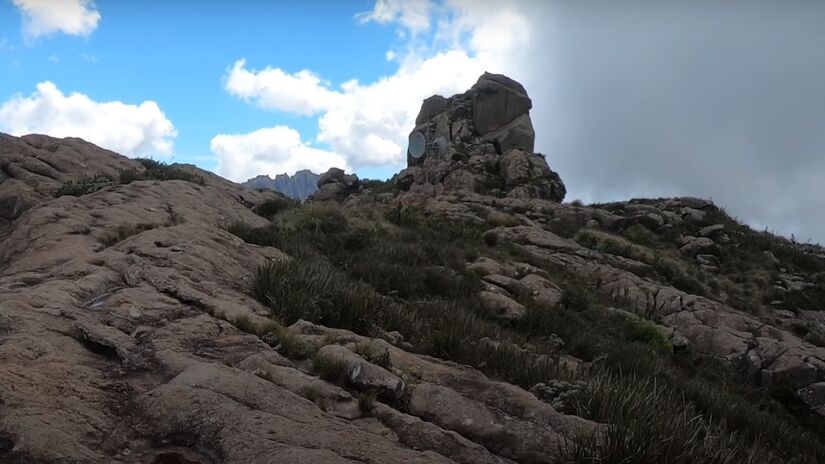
[1,74,824,464]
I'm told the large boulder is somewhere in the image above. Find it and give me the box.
[312,167,362,201]
[397,73,565,202]
[471,73,533,135]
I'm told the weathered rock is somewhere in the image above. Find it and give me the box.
[520,274,564,307]
[373,403,514,464]
[479,291,526,320]
[316,344,405,400]
[472,73,533,134]
[312,168,362,201]
[679,236,715,257]
[399,73,565,202]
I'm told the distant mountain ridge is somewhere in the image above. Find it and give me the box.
[243,169,319,200]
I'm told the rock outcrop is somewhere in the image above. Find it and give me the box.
[311,167,363,201]
[0,133,594,463]
[395,73,566,202]
[243,169,320,200]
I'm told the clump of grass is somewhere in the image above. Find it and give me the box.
[119,158,206,185]
[353,341,392,370]
[312,352,350,385]
[232,314,257,334]
[554,371,764,464]
[486,210,521,227]
[226,222,281,247]
[54,175,114,197]
[253,259,381,334]
[626,319,671,353]
[99,222,155,247]
[285,202,350,235]
[263,324,314,360]
[253,196,298,219]
[358,390,377,414]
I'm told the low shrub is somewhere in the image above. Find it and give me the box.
[99,223,155,247]
[353,341,392,370]
[226,222,281,247]
[312,353,350,385]
[119,158,206,185]
[253,259,381,334]
[358,390,377,414]
[54,175,114,197]
[253,196,298,219]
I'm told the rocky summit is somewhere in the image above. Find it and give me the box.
[1,75,825,464]
[394,72,566,202]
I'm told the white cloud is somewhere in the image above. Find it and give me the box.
[12,0,101,40]
[220,0,530,177]
[0,81,177,157]
[224,59,343,116]
[211,126,348,182]
[317,50,486,166]
[223,51,485,170]
[356,0,433,34]
[47,54,59,63]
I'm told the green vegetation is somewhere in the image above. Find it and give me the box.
[353,341,392,370]
[55,158,206,197]
[253,196,299,219]
[357,390,377,414]
[312,353,350,385]
[229,198,825,464]
[54,175,114,197]
[118,158,206,185]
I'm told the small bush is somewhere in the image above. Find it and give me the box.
[353,341,392,370]
[486,211,521,227]
[265,325,313,360]
[286,203,349,235]
[253,259,381,334]
[626,319,671,352]
[312,353,350,385]
[254,196,298,219]
[99,223,155,247]
[232,315,257,334]
[358,390,377,414]
[54,175,114,197]
[118,159,206,186]
[226,222,281,247]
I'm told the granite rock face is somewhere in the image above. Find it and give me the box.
[0,133,595,463]
[311,167,363,201]
[243,169,320,200]
[396,73,566,202]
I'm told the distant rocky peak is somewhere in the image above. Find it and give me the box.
[395,72,566,202]
[243,170,320,200]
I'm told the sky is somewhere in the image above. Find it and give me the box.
[1,0,824,243]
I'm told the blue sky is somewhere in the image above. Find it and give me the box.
[2,1,825,243]
[1,1,405,177]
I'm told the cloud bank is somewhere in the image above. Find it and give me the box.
[0,81,177,157]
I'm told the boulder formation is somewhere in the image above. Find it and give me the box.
[311,167,362,201]
[395,73,566,202]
